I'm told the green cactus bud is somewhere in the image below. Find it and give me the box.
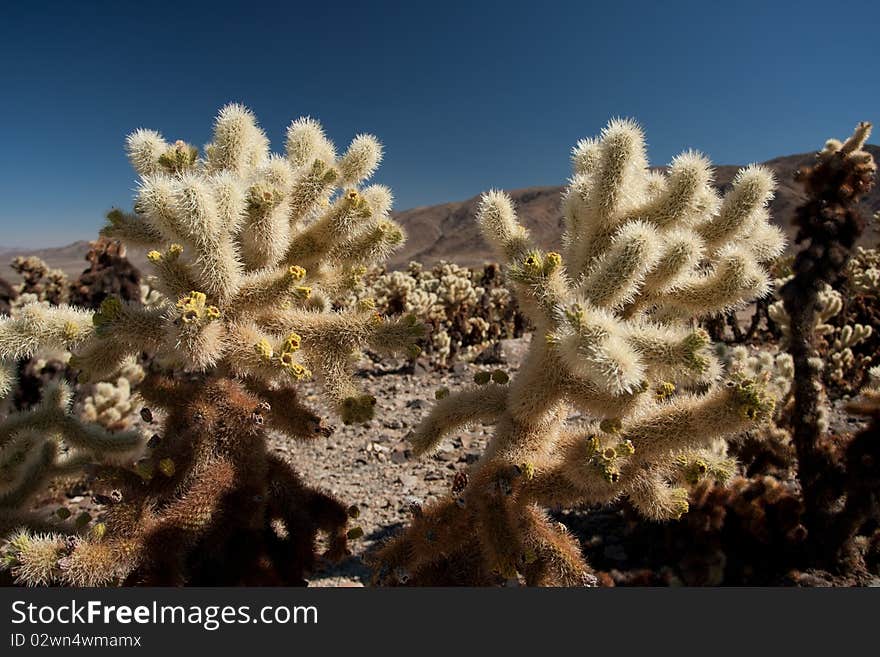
[600,417,622,434]
[134,459,154,480]
[435,387,450,400]
[473,371,492,385]
[491,369,509,384]
[158,458,176,477]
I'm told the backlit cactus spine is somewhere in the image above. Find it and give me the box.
[375,119,781,586]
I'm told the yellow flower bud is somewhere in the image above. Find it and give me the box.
[158,458,175,477]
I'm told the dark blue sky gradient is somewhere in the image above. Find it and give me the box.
[1,0,878,246]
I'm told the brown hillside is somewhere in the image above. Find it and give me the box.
[388,145,880,268]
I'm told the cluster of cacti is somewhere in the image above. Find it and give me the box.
[340,260,525,365]
[74,361,145,432]
[374,119,783,585]
[0,104,421,585]
[769,280,874,390]
[847,246,879,296]
[9,256,70,306]
[715,344,799,476]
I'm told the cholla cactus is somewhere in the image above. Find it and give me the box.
[342,261,525,366]
[769,283,842,343]
[75,361,145,432]
[374,119,780,586]
[0,382,144,538]
[0,104,421,585]
[847,246,879,296]
[779,123,877,568]
[717,345,794,407]
[9,257,69,306]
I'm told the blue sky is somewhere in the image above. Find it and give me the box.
[1,0,878,247]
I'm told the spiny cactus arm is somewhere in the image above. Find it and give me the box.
[145,244,199,301]
[620,378,774,467]
[260,306,407,350]
[0,384,142,460]
[623,151,717,230]
[285,116,336,170]
[226,265,311,316]
[553,304,645,396]
[515,504,592,586]
[408,385,509,456]
[135,373,199,410]
[370,498,474,582]
[66,300,165,381]
[578,220,661,308]
[0,303,93,360]
[738,218,787,264]
[303,348,375,425]
[623,469,690,521]
[505,255,571,329]
[68,337,141,382]
[624,323,714,381]
[242,379,332,440]
[622,229,706,314]
[564,119,649,276]
[90,298,166,351]
[204,103,269,176]
[283,189,375,268]
[59,536,140,587]
[0,440,56,511]
[337,134,383,187]
[101,209,164,247]
[366,312,425,357]
[135,174,244,303]
[223,321,312,383]
[239,156,294,269]
[286,159,339,226]
[126,128,169,177]
[657,246,771,318]
[1,431,49,497]
[2,531,68,586]
[0,359,15,398]
[695,165,776,252]
[561,372,644,419]
[562,174,594,261]
[477,191,534,264]
[330,217,406,268]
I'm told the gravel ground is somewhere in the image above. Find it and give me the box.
[277,338,530,586]
[17,335,872,587]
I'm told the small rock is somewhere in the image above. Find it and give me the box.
[397,474,419,488]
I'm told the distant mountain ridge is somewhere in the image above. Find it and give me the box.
[388,145,880,268]
[3,146,878,278]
